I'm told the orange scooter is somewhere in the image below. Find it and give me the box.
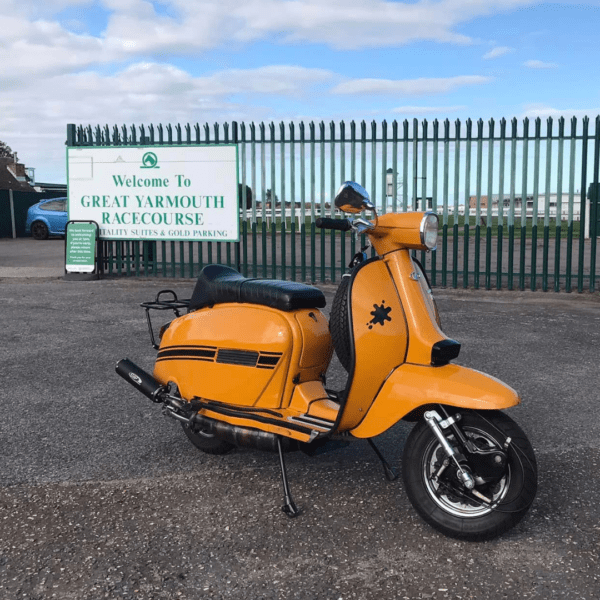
[117,181,537,541]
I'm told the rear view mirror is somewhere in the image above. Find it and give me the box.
[334,182,375,214]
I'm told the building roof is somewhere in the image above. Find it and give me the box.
[0,157,35,192]
[33,182,67,193]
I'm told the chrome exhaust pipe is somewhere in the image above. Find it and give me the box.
[192,413,296,452]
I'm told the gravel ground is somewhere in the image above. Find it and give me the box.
[0,274,599,599]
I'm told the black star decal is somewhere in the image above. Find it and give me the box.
[367,301,392,329]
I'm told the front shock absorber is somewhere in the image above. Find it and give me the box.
[424,411,475,490]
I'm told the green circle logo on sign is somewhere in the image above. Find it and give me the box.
[141,152,159,169]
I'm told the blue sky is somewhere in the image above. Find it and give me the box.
[1,0,599,183]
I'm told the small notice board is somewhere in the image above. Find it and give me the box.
[65,221,100,280]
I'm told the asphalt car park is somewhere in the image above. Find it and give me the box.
[0,240,599,599]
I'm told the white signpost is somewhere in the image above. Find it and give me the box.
[67,145,239,241]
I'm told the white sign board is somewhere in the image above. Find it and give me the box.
[67,145,239,241]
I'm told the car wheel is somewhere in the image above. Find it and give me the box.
[31,221,49,240]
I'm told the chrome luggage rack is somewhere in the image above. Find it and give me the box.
[140,290,190,349]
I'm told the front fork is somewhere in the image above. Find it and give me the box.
[424,407,510,505]
[424,410,475,490]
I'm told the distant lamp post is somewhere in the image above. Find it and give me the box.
[386,168,403,210]
[386,168,395,197]
[414,176,427,211]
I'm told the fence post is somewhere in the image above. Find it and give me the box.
[590,116,599,291]
[67,124,76,147]
[232,121,241,274]
[520,118,530,291]
[578,118,589,293]
[9,189,16,238]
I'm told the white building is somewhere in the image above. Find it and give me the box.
[468,194,583,219]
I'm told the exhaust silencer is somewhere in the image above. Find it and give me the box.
[116,358,167,403]
[192,414,296,453]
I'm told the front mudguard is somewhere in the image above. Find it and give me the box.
[350,363,520,439]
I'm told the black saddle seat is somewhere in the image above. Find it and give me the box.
[189,264,326,312]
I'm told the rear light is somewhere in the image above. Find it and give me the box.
[158,321,171,341]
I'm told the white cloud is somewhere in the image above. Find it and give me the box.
[0,0,548,83]
[523,59,559,69]
[10,0,93,18]
[0,62,335,182]
[92,63,334,97]
[522,105,600,120]
[392,105,466,114]
[231,0,475,48]
[0,0,593,183]
[332,76,491,96]
[102,0,239,55]
[0,16,107,80]
[226,0,574,49]
[2,62,333,125]
[194,65,334,96]
[483,46,514,60]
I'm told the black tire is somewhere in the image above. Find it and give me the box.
[31,221,49,240]
[329,274,352,371]
[181,421,235,455]
[402,409,537,541]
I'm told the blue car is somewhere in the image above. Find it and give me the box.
[25,197,68,240]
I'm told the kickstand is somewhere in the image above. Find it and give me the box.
[367,438,399,482]
[277,437,301,518]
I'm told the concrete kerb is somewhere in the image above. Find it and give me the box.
[0,267,65,279]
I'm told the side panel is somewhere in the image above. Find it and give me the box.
[337,259,409,430]
[350,363,521,438]
[154,305,293,408]
[154,304,332,410]
[296,310,333,369]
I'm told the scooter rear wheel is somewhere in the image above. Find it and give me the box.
[402,409,537,541]
[181,422,235,455]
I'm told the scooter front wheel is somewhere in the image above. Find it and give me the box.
[181,421,235,455]
[402,409,537,541]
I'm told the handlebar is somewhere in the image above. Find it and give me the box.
[315,217,352,231]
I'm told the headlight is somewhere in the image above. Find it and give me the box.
[420,212,438,250]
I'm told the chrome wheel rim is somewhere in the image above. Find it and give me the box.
[423,427,511,518]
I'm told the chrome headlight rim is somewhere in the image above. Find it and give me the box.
[420,211,439,251]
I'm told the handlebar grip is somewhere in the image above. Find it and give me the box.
[315,218,352,231]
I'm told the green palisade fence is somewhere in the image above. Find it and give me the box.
[67,117,600,292]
